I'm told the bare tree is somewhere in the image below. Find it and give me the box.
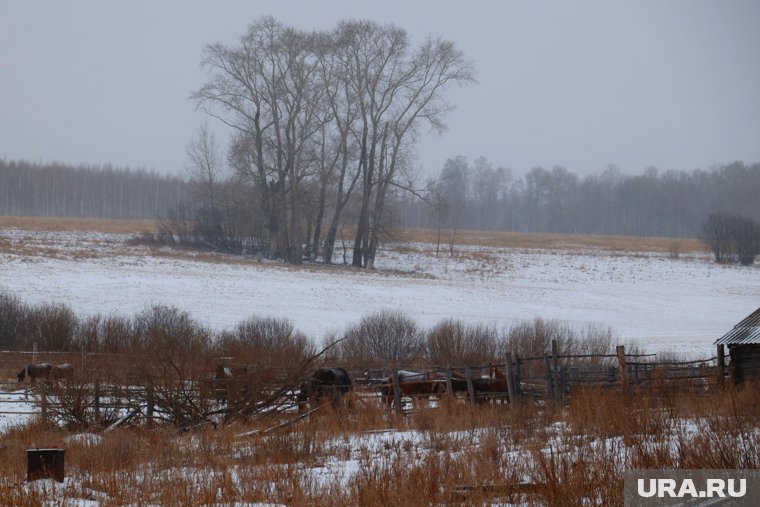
[340,23,476,268]
[193,17,327,263]
[185,122,225,246]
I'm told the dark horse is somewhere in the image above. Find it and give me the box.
[17,363,52,383]
[298,367,353,412]
[381,370,447,408]
[18,363,74,385]
[51,363,74,382]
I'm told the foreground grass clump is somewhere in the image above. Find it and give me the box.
[1,382,758,506]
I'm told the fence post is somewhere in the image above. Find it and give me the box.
[544,355,554,401]
[392,369,402,414]
[717,344,725,388]
[551,339,561,401]
[146,384,154,425]
[94,381,101,424]
[445,366,453,397]
[504,353,516,403]
[616,345,628,394]
[40,383,48,422]
[465,366,476,404]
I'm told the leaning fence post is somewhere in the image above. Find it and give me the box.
[504,353,517,403]
[717,344,725,388]
[616,345,628,394]
[465,366,476,404]
[544,355,554,402]
[392,369,402,414]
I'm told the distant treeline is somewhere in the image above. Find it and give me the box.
[2,157,759,241]
[0,159,193,219]
[401,158,760,238]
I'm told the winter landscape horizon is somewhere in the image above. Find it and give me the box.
[2,222,757,359]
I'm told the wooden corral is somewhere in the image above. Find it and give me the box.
[0,342,729,427]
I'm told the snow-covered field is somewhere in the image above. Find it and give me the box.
[1,228,759,357]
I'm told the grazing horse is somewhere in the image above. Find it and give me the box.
[51,363,75,383]
[298,367,353,412]
[17,363,53,384]
[381,370,447,408]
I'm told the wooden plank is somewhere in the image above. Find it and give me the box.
[465,367,476,404]
[717,344,725,387]
[392,369,402,414]
[544,356,554,401]
[445,367,453,397]
[616,345,627,394]
[504,352,516,402]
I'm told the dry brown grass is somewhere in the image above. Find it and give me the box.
[1,216,706,254]
[2,381,757,505]
[0,216,159,234]
[390,227,707,253]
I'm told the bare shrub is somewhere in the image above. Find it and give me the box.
[22,303,79,351]
[425,319,500,366]
[215,316,312,366]
[337,310,423,367]
[0,292,27,349]
[75,313,135,353]
[505,318,575,358]
[213,316,316,418]
[130,305,215,428]
[701,211,760,265]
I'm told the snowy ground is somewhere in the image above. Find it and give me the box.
[1,228,758,357]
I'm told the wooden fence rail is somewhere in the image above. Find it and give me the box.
[0,343,729,422]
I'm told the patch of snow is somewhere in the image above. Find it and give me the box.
[1,229,758,358]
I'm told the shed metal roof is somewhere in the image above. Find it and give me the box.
[715,307,760,345]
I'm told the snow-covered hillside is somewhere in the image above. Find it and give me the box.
[1,228,758,357]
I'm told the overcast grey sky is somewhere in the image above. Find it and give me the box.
[1,1,759,178]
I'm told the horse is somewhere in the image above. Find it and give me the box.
[298,367,353,412]
[447,367,509,403]
[50,363,74,383]
[381,370,447,408]
[17,363,53,384]
[212,365,234,403]
[481,364,510,402]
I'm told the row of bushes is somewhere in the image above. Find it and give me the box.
[1,292,619,369]
[334,310,618,368]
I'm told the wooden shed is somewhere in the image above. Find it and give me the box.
[714,307,760,383]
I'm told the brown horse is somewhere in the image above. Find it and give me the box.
[17,363,53,383]
[381,370,447,408]
[483,364,510,402]
[17,363,74,385]
[51,363,74,383]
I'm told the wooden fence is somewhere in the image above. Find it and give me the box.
[0,343,729,424]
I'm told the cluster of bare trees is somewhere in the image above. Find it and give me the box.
[189,17,474,266]
[701,212,760,265]
[405,159,760,239]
